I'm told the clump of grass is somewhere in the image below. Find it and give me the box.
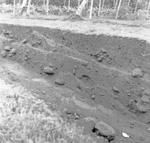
[0,79,96,143]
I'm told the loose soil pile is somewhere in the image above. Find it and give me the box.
[0,24,150,143]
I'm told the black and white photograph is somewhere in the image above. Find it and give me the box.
[0,0,150,143]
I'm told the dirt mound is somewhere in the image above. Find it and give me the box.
[65,14,84,21]
[0,24,150,143]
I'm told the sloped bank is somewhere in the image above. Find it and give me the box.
[0,24,150,143]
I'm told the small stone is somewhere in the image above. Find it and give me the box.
[1,50,7,57]
[43,66,55,75]
[55,78,65,85]
[94,121,116,137]
[131,68,143,78]
[4,46,11,51]
[112,86,120,93]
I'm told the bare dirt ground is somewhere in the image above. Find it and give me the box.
[0,15,150,143]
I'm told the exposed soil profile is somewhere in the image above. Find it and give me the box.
[0,24,150,143]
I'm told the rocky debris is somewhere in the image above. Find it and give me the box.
[8,48,17,57]
[1,50,7,57]
[43,66,55,75]
[65,111,80,120]
[92,49,112,64]
[131,68,144,78]
[93,121,116,141]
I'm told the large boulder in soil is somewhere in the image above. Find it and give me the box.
[131,68,143,78]
[93,121,116,141]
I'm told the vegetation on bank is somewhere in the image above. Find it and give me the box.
[0,79,95,143]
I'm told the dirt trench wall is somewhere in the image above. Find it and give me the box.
[1,24,150,124]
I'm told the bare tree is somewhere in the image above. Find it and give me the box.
[76,0,88,16]
[134,0,138,13]
[127,0,131,7]
[115,0,122,19]
[26,0,32,15]
[64,0,66,7]
[147,0,150,17]
[114,0,119,9]
[78,0,81,7]
[13,0,16,16]
[46,0,49,15]
[102,0,105,10]
[67,0,71,11]
[89,0,94,19]
[98,0,102,16]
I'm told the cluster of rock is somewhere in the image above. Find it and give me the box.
[1,45,16,58]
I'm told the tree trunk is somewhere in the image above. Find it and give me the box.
[21,0,28,8]
[127,0,131,7]
[114,0,118,9]
[27,0,31,15]
[115,0,122,19]
[13,0,16,16]
[67,0,70,11]
[46,0,49,15]
[102,0,105,10]
[78,0,80,7]
[98,0,102,16]
[147,0,150,17]
[76,0,88,16]
[64,0,66,7]
[89,0,94,19]
[134,0,138,13]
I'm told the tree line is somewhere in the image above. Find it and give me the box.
[9,0,150,19]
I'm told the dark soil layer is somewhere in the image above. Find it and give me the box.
[0,24,150,143]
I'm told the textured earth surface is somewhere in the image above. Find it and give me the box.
[0,19,150,143]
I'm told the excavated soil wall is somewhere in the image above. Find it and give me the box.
[1,24,150,125]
